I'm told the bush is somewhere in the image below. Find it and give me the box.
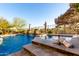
[47,30,52,34]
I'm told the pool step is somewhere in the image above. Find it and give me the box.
[9,49,32,56]
[23,44,68,56]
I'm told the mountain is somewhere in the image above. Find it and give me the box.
[55,3,79,25]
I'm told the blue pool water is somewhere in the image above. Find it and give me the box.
[0,34,34,56]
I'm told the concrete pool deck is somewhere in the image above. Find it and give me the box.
[32,37,79,55]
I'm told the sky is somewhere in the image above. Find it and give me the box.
[0,3,69,28]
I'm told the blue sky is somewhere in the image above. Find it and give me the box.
[0,3,69,28]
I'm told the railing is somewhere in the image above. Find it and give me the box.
[47,34,73,41]
[35,34,73,42]
[50,34,73,37]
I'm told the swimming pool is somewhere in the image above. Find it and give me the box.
[0,34,72,56]
[0,34,34,56]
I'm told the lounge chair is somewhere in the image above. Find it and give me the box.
[53,37,73,48]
